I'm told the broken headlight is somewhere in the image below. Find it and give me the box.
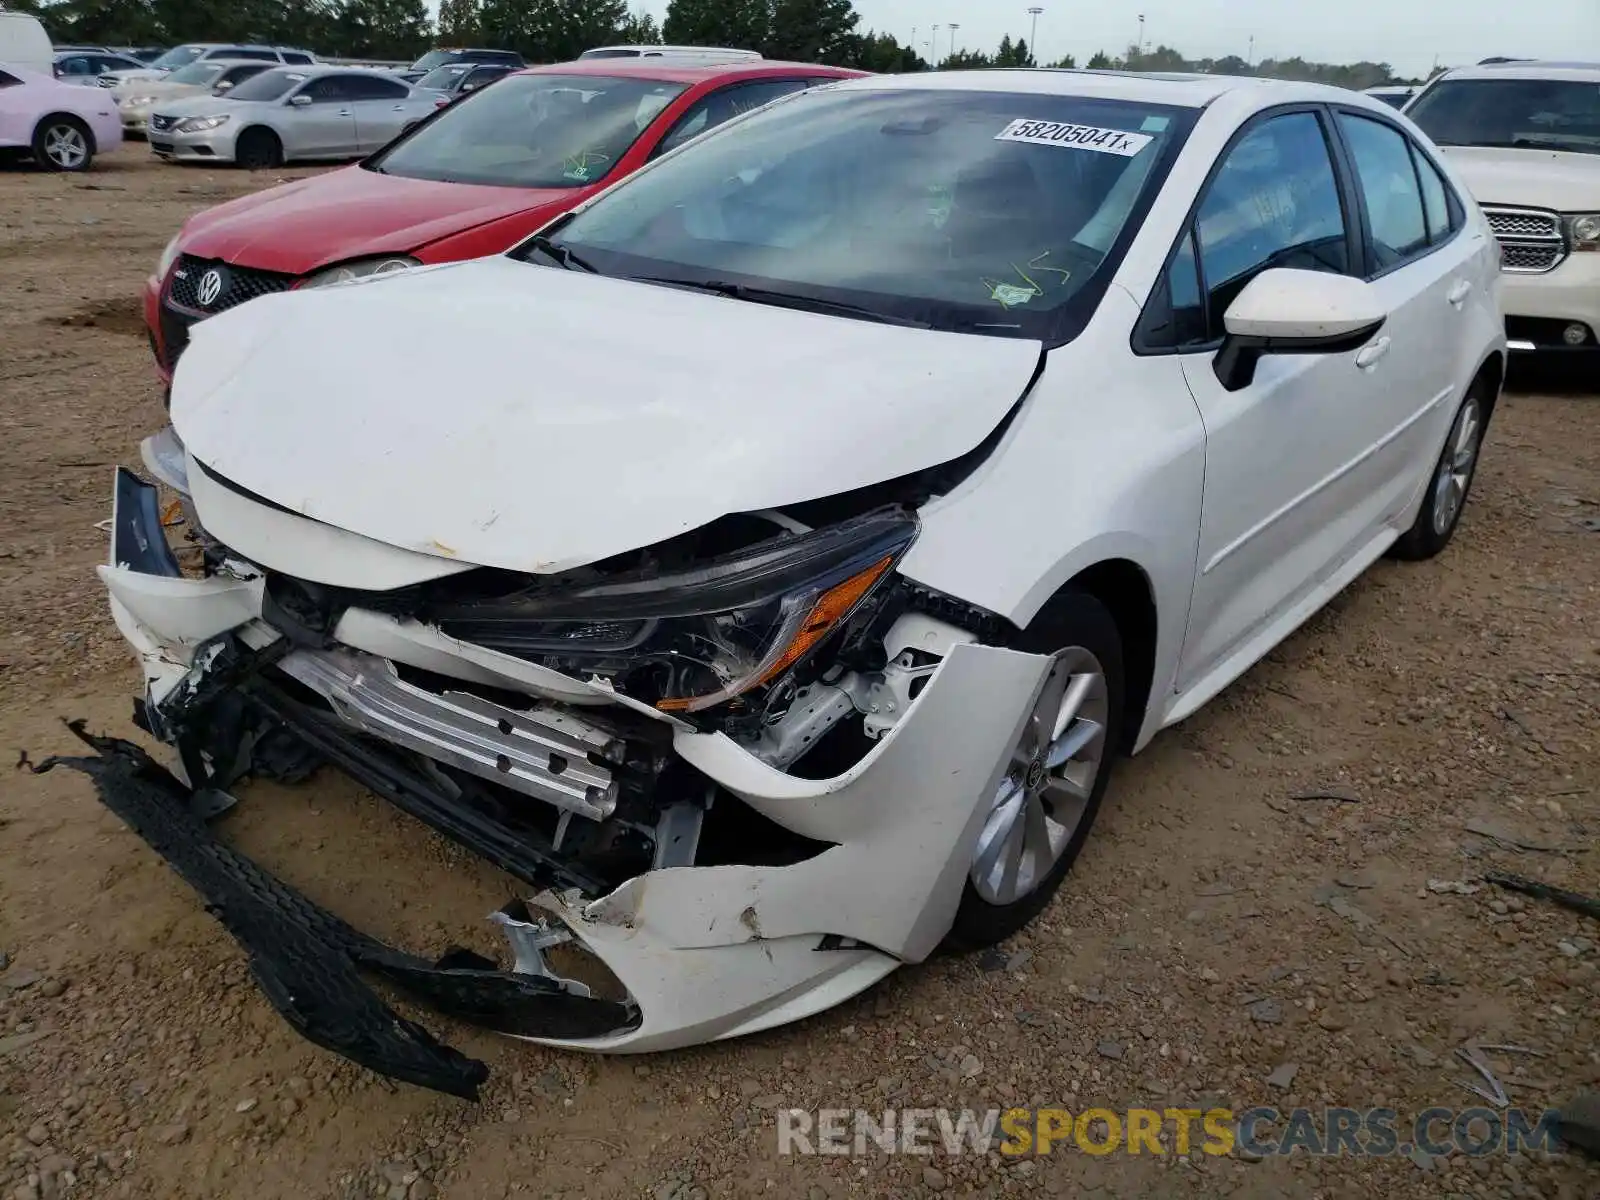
[426,510,916,717]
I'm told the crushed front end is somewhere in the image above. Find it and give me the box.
[70,432,1052,1096]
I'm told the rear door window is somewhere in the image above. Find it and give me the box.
[1336,113,1430,269]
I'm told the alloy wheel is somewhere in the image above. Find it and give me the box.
[1432,395,1482,536]
[44,124,88,170]
[969,646,1109,906]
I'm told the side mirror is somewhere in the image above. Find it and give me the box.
[1214,268,1387,391]
[215,80,234,91]
[289,93,312,106]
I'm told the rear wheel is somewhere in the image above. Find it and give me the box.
[33,115,93,172]
[942,590,1125,952]
[1389,385,1487,561]
[235,127,282,170]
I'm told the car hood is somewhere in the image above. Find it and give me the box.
[178,165,577,274]
[104,69,166,87]
[169,256,1042,575]
[152,93,239,119]
[1441,146,1600,212]
[115,78,205,101]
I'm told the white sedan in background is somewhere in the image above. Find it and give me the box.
[78,68,1504,1096]
[0,61,121,170]
[148,63,438,167]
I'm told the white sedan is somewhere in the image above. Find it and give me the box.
[146,64,438,167]
[76,69,1503,1096]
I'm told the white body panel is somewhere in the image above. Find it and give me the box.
[101,68,1508,1052]
[0,16,53,75]
[0,62,122,156]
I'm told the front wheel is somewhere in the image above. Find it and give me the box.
[942,590,1125,953]
[33,116,93,172]
[1389,386,1487,561]
[234,127,282,171]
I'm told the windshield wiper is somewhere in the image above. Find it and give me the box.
[524,235,599,274]
[637,278,931,329]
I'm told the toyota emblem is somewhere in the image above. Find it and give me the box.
[196,268,224,308]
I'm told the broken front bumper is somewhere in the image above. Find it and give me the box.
[87,468,1052,1090]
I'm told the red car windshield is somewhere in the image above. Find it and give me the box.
[366,73,689,188]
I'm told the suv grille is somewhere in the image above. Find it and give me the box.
[167,255,295,315]
[1482,205,1567,275]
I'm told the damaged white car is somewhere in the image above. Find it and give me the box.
[45,69,1506,1099]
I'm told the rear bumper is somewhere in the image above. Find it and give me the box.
[88,466,1049,1083]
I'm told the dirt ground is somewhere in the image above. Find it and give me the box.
[1,146,1598,1200]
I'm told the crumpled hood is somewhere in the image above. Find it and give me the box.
[170,256,1041,576]
[1441,146,1600,212]
[176,166,573,275]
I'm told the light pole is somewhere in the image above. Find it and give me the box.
[1136,13,1145,54]
[949,23,960,62]
[1027,6,1043,62]
[1247,35,1254,67]
[931,24,941,65]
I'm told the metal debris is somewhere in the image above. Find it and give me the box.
[1486,872,1600,921]
[1454,1046,1510,1108]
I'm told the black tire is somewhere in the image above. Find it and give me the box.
[941,589,1126,953]
[32,114,94,172]
[1389,382,1489,561]
[235,127,282,171]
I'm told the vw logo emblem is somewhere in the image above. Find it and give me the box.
[196,268,224,308]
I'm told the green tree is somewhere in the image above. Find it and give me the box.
[835,28,924,72]
[765,0,858,63]
[993,35,1034,67]
[941,48,992,70]
[1086,49,1114,69]
[334,0,431,60]
[663,0,769,51]
[437,0,482,43]
[617,6,662,43]
[1047,53,1076,68]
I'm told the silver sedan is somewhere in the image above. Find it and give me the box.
[148,65,439,168]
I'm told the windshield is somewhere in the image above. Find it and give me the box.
[410,51,461,72]
[150,46,203,71]
[517,87,1193,338]
[1409,78,1600,155]
[167,62,225,87]
[367,73,689,188]
[417,63,473,89]
[580,50,642,59]
[227,69,306,102]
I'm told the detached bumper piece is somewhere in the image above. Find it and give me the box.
[28,723,635,1100]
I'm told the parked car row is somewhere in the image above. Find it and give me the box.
[1402,59,1600,357]
[79,63,1519,1098]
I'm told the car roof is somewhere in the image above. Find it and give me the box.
[824,67,1370,109]
[255,63,393,78]
[516,59,865,85]
[1438,60,1600,81]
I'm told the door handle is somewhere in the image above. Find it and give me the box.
[1447,280,1472,307]
[337,108,352,116]
[392,104,406,111]
[1355,337,1392,370]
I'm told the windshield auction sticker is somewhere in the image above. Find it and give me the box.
[995,119,1154,156]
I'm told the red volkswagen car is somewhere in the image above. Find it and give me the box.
[143,59,864,384]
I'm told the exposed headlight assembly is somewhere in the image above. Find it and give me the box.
[1565,213,1600,250]
[174,114,229,133]
[300,256,420,288]
[424,510,918,718]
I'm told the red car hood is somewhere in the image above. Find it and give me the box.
[177,165,575,275]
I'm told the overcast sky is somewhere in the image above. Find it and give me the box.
[592,0,1599,78]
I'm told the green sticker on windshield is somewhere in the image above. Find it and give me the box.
[988,282,1038,307]
[982,252,1073,309]
[562,149,610,182]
